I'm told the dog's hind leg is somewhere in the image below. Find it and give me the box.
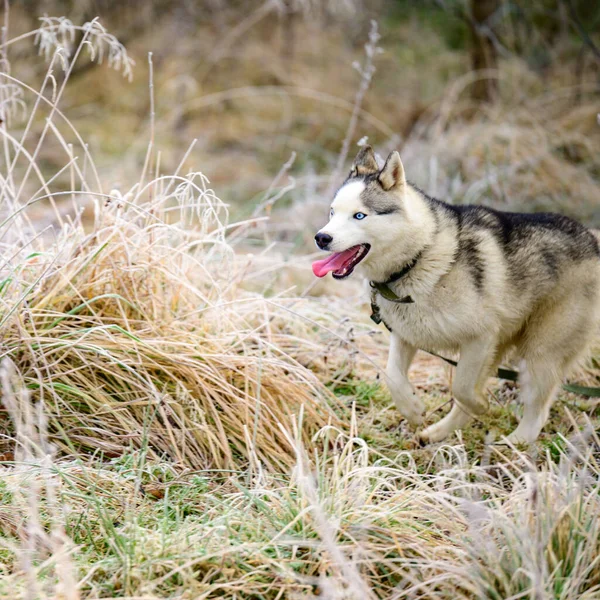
[506,289,598,444]
[419,337,496,443]
[386,334,426,426]
[505,361,559,444]
[506,325,590,444]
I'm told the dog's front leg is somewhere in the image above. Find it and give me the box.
[385,334,426,426]
[419,337,496,443]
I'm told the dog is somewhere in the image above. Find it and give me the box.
[313,145,600,443]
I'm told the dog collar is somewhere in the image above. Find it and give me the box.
[369,251,421,305]
[370,281,414,304]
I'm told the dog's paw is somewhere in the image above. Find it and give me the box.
[417,422,450,444]
[499,431,534,446]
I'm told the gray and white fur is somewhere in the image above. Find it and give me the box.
[314,145,600,443]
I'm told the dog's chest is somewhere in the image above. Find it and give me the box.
[375,282,488,350]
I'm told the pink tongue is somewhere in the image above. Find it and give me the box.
[312,247,359,278]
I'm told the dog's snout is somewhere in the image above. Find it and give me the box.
[315,232,333,249]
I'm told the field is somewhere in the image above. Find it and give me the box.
[1,1,600,598]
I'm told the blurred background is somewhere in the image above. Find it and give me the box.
[3,0,600,232]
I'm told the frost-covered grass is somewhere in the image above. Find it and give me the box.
[1,8,600,599]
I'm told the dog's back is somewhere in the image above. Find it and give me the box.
[430,197,600,302]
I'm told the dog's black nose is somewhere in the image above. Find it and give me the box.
[315,232,333,249]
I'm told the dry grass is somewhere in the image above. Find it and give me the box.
[402,66,600,220]
[2,398,600,598]
[1,6,600,600]
[0,176,353,471]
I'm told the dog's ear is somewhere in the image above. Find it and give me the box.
[378,151,406,192]
[349,145,378,177]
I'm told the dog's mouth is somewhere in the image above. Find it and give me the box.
[312,244,370,280]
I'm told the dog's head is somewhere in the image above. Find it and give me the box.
[313,146,410,280]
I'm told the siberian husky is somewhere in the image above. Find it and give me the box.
[313,145,600,443]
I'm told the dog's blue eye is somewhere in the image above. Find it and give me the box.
[330,209,334,217]
[354,212,367,220]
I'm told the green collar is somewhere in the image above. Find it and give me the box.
[369,252,420,304]
[369,254,420,325]
[369,280,414,304]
